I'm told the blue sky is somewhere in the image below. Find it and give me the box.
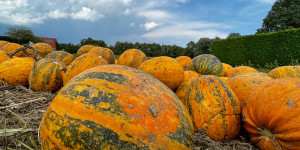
[0,0,276,47]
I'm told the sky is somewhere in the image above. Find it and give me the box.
[0,0,276,47]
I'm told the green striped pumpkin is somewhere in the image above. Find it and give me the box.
[189,54,223,76]
[46,51,75,66]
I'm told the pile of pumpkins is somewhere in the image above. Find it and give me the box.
[0,40,300,150]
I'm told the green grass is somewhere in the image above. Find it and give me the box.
[256,68,272,73]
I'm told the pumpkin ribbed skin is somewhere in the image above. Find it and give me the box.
[226,73,273,105]
[40,65,193,150]
[117,49,147,68]
[0,41,9,48]
[0,43,23,57]
[0,50,10,64]
[220,63,233,77]
[243,78,300,150]
[46,51,75,66]
[76,45,94,57]
[268,66,300,79]
[29,58,66,92]
[189,54,223,76]
[227,66,258,77]
[0,57,34,86]
[89,47,115,64]
[176,56,192,70]
[138,56,184,90]
[31,43,53,57]
[183,71,200,82]
[184,75,241,140]
[63,53,108,85]
[176,78,197,106]
[219,77,229,82]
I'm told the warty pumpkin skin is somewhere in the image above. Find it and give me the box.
[175,56,192,70]
[243,78,300,150]
[226,73,273,105]
[46,51,75,66]
[227,66,258,77]
[76,45,94,57]
[0,40,9,48]
[29,58,66,92]
[63,53,108,85]
[0,57,34,86]
[220,63,233,77]
[184,75,241,141]
[268,66,300,79]
[189,54,223,76]
[89,47,115,64]
[117,49,147,68]
[31,43,54,57]
[183,70,200,82]
[40,65,194,150]
[138,56,184,91]
[0,43,23,57]
[0,50,10,64]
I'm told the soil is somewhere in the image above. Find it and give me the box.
[0,84,259,150]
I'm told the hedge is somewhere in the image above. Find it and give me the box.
[211,28,300,67]
[0,36,30,45]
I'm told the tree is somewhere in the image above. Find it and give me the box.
[80,37,106,47]
[226,32,241,38]
[256,0,300,33]
[4,26,40,43]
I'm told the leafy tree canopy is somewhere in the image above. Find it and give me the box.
[4,26,40,43]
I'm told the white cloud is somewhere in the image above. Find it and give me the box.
[143,22,160,30]
[176,0,189,3]
[138,10,171,20]
[130,22,135,27]
[48,10,68,19]
[71,7,104,21]
[122,8,131,15]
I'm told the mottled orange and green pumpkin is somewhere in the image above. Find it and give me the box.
[175,78,197,106]
[30,43,54,57]
[0,43,23,57]
[183,70,200,82]
[219,77,229,82]
[76,45,94,57]
[117,49,147,68]
[138,56,184,90]
[63,53,108,85]
[89,47,115,64]
[176,56,192,70]
[29,58,66,92]
[243,78,300,150]
[267,66,300,79]
[220,63,233,77]
[46,51,75,66]
[226,73,273,105]
[227,66,258,77]
[0,41,9,48]
[0,57,34,86]
[184,75,241,141]
[0,50,10,64]
[189,54,223,76]
[40,65,194,150]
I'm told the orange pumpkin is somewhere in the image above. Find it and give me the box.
[175,78,197,106]
[30,43,53,57]
[243,78,300,150]
[0,41,9,48]
[0,50,10,64]
[40,65,193,149]
[227,66,258,77]
[29,58,66,92]
[76,45,94,57]
[117,49,147,68]
[89,47,115,64]
[0,57,34,86]
[226,73,273,105]
[63,53,108,85]
[46,51,75,66]
[220,63,233,77]
[138,56,184,90]
[175,56,192,70]
[183,70,200,82]
[0,43,23,57]
[268,66,300,79]
[184,75,241,140]
[219,77,229,82]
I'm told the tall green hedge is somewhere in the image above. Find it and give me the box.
[211,28,300,67]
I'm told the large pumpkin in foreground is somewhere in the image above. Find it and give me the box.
[268,66,300,79]
[189,54,223,76]
[40,65,193,150]
[243,78,300,150]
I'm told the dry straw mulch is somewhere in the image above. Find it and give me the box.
[0,84,258,150]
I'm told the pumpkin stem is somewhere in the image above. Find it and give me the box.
[8,44,42,61]
[258,128,283,150]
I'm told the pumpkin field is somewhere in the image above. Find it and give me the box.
[0,41,300,150]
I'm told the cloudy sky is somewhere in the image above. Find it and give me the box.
[0,0,276,47]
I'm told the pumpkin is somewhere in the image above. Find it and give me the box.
[219,77,229,82]
[175,56,192,70]
[227,66,258,77]
[46,51,75,66]
[138,56,184,90]
[0,40,9,48]
[89,47,115,64]
[117,49,147,68]
[267,66,300,79]
[29,43,53,57]
[40,65,193,150]
[0,43,23,57]
[76,45,94,57]
[189,54,223,76]
[0,57,34,86]
[0,50,10,64]
[226,73,273,105]
[175,78,197,106]
[63,53,108,85]
[220,63,233,77]
[29,58,66,92]
[183,70,200,82]
[242,78,300,150]
[184,75,241,140]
